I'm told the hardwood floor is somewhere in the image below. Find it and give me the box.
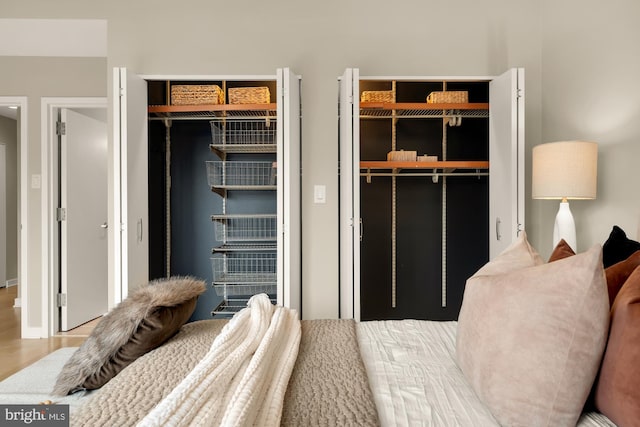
[0,286,97,381]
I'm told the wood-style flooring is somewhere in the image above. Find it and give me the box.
[0,286,98,381]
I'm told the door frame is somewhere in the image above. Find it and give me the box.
[0,97,30,337]
[41,97,107,337]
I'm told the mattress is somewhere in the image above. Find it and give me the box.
[356,320,616,427]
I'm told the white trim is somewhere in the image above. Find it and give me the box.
[41,97,108,337]
[0,97,29,338]
[358,75,495,82]
[5,278,17,287]
[140,74,276,81]
[112,68,123,307]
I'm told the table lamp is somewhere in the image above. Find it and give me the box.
[532,141,598,251]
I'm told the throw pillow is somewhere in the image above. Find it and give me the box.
[594,266,640,426]
[602,225,640,268]
[605,250,640,306]
[456,244,609,427]
[53,276,206,395]
[548,239,576,262]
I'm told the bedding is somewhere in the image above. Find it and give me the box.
[70,310,379,426]
[65,314,616,427]
[44,228,640,426]
[357,320,615,427]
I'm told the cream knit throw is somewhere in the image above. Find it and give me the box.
[137,294,301,427]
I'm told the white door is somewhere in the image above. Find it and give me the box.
[113,68,149,301]
[60,108,108,331]
[276,68,302,314]
[489,68,525,258]
[338,68,360,320]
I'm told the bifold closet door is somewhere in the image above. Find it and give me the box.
[489,68,525,258]
[113,67,149,302]
[276,67,302,313]
[338,68,360,320]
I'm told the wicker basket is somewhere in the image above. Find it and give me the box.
[361,90,395,103]
[387,150,417,161]
[426,91,468,104]
[228,87,271,104]
[171,84,224,106]
[417,155,438,162]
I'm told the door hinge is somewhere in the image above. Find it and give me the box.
[56,121,66,136]
[56,207,66,222]
[57,293,67,307]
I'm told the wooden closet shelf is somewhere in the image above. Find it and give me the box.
[359,102,489,110]
[360,161,489,170]
[148,103,277,119]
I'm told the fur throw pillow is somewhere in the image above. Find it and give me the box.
[52,276,205,395]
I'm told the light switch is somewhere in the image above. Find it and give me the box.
[314,185,326,204]
[31,174,41,189]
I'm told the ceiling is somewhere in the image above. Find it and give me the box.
[0,106,18,120]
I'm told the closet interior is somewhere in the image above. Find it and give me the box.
[146,78,287,320]
[357,78,491,321]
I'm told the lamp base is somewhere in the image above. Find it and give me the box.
[553,201,576,252]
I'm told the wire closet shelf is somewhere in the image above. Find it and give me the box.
[209,118,277,153]
[206,161,277,190]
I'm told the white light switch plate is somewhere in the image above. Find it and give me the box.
[314,185,326,204]
[31,174,41,189]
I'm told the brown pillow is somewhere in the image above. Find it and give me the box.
[548,238,576,262]
[605,250,640,305]
[594,265,640,425]
[457,244,609,426]
[52,276,206,395]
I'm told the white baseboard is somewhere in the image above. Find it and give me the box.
[21,325,45,339]
[6,278,17,287]
[13,297,21,308]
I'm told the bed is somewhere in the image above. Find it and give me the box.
[23,225,640,426]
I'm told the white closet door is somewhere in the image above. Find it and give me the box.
[338,68,360,320]
[276,67,301,313]
[489,68,525,258]
[113,67,149,301]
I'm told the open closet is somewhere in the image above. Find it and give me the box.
[339,68,524,321]
[113,68,301,320]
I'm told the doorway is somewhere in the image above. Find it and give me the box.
[0,98,27,337]
[43,98,108,335]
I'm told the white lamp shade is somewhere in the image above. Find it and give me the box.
[532,141,598,200]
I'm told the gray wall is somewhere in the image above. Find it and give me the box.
[2,0,639,324]
[534,0,640,254]
[0,115,17,281]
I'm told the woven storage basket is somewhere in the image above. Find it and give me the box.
[387,150,417,161]
[417,155,438,162]
[171,84,224,106]
[426,91,468,104]
[361,90,395,103]
[228,87,271,104]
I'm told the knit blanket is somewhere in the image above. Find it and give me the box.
[138,293,301,427]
